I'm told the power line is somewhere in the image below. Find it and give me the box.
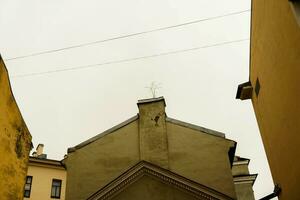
[5,9,250,61]
[11,38,249,78]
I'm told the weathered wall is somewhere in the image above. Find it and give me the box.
[112,175,197,200]
[25,164,66,200]
[167,122,236,198]
[250,0,300,199]
[231,159,255,200]
[138,100,169,168]
[0,56,32,199]
[65,98,236,199]
[65,120,140,200]
[234,184,255,200]
[232,164,249,177]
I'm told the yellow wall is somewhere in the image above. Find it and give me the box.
[65,99,237,200]
[250,0,300,199]
[25,163,66,200]
[0,56,32,199]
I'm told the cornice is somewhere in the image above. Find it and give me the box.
[233,174,257,185]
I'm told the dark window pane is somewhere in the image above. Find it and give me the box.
[51,179,62,198]
[26,176,32,184]
[24,176,33,198]
[24,190,30,197]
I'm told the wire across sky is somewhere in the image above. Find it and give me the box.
[11,38,249,78]
[5,9,250,61]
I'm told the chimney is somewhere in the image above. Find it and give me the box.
[36,144,44,156]
[35,144,47,159]
[137,97,169,169]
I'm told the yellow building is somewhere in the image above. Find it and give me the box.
[236,0,300,199]
[0,54,32,199]
[64,97,256,200]
[24,144,66,200]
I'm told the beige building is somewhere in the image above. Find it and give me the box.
[24,144,66,200]
[0,54,32,199]
[236,0,300,199]
[64,97,256,200]
[232,157,257,200]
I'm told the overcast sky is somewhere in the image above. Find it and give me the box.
[1,0,275,198]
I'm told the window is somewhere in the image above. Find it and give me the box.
[51,179,62,199]
[24,176,33,198]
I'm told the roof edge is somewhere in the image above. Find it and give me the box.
[166,117,225,138]
[68,115,139,153]
[137,96,166,106]
[29,156,65,168]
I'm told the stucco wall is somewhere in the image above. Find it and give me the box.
[65,99,236,199]
[234,184,255,200]
[250,0,300,199]
[65,120,140,200]
[0,56,32,199]
[138,100,169,168]
[25,164,66,200]
[167,122,236,198]
[231,165,249,177]
[231,161,255,200]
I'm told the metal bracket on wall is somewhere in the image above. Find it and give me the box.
[259,184,281,200]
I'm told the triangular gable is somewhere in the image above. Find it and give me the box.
[87,161,234,200]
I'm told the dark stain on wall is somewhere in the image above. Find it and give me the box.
[15,133,23,158]
[13,122,26,158]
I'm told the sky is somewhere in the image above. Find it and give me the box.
[0,0,275,198]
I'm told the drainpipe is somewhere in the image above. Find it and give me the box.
[259,184,281,200]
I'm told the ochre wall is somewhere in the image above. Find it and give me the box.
[25,164,66,200]
[65,120,140,200]
[250,0,300,199]
[112,175,197,200]
[0,57,32,199]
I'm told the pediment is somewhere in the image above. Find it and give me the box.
[87,161,234,200]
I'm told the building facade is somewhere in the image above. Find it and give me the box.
[236,0,300,199]
[64,97,256,200]
[24,144,66,200]
[0,54,32,199]
[232,157,257,200]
